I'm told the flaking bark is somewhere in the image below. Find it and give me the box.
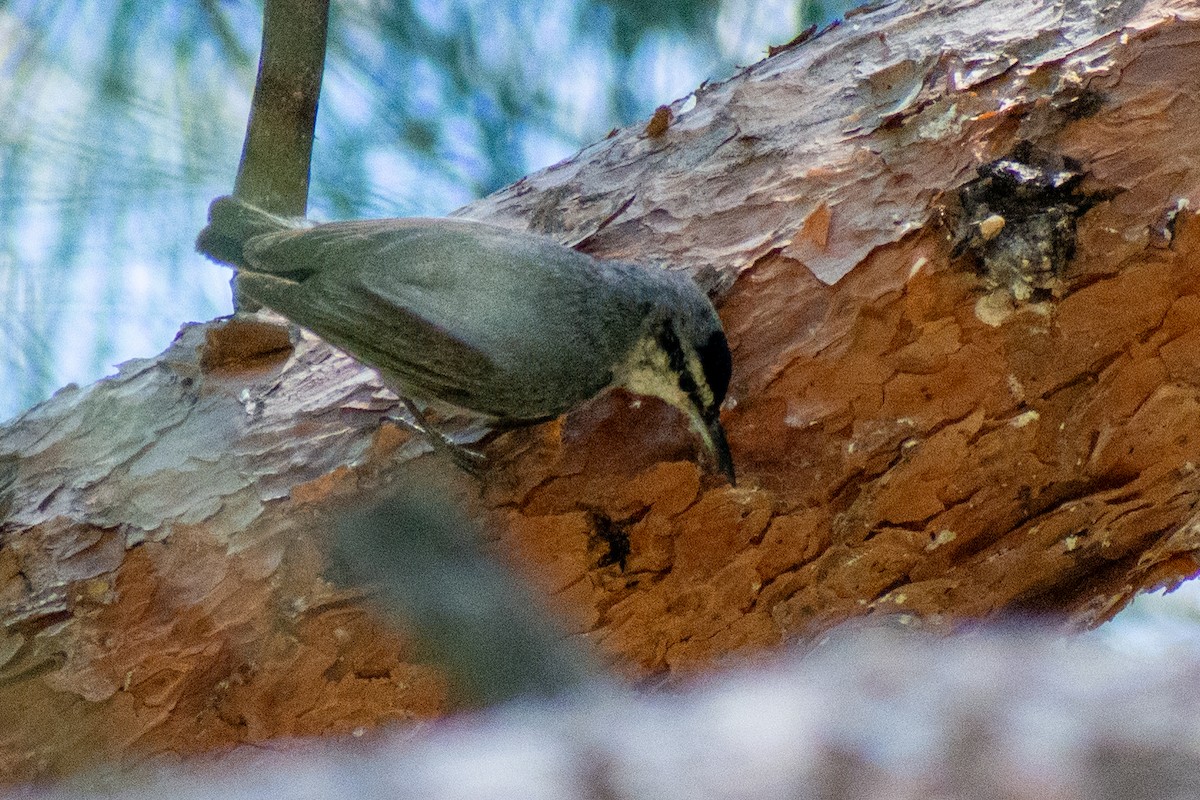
[4,0,1200,783]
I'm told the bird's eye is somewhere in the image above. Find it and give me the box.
[697,330,731,409]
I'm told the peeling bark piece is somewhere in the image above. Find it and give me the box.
[199,317,295,374]
[645,105,672,138]
[4,0,1200,786]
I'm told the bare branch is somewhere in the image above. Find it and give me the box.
[232,0,329,215]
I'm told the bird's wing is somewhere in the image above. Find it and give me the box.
[238,270,507,413]
[239,218,616,418]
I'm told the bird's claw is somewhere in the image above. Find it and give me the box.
[390,398,489,475]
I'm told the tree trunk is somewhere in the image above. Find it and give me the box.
[3,0,1200,783]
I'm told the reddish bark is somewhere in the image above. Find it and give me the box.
[3,0,1200,783]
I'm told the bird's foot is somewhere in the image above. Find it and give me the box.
[390,398,489,475]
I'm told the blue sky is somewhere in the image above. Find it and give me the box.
[0,0,810,422]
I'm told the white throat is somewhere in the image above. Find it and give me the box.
[613,333,712,421]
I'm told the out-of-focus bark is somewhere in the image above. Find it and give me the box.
[16,628,1200,800]
[3,0,1200,784]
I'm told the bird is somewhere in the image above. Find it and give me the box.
[196,195,735,483]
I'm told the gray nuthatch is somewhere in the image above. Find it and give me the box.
[196,196,735,483]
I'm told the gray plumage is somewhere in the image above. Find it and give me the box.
[197,195,735,481]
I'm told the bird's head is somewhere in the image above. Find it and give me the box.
[616,285,735,485]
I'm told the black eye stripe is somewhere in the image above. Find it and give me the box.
[697,330,731,408]
[657,323,703,410]
[657,324,685,374]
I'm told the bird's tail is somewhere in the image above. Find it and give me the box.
[195,195,306,268]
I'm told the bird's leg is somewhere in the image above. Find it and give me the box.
[394,397,488,473]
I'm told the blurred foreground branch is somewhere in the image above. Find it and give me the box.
[30,626,1200,800]
[330,488,596,706]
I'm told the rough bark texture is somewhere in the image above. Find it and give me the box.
[4,0,1200,784]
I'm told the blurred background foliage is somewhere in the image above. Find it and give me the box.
[0,0,855,422]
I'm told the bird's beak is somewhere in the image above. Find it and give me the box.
[691,408,736,486]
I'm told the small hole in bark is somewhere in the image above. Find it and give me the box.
[1058,89,1106,120]
[588,510,645,571]
[948,141,1117,302]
